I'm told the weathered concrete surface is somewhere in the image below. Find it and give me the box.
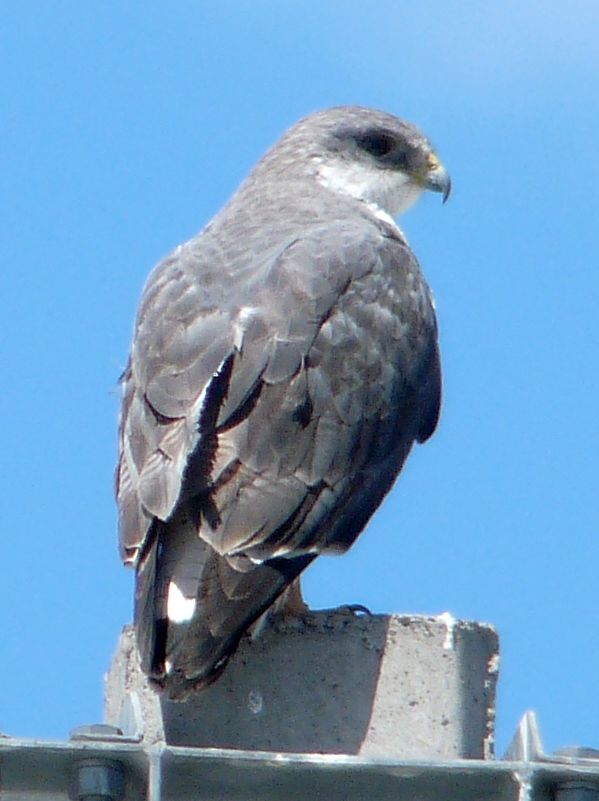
[104,612,499,759]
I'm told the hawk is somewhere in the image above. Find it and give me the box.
[116,106,450,698]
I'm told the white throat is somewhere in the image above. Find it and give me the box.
[317,160,423,226]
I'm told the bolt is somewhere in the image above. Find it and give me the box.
[69,758,125,801]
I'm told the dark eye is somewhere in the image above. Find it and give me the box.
[358,132,395,157]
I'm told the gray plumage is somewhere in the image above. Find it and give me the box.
[116,106,449,698]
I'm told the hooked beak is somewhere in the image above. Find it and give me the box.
[424,155,452,203]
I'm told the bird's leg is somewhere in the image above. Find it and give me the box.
[249,578,309,639]
[275,577,310,617]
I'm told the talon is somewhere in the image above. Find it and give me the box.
[344,603,372,616]
[322,603,372,616]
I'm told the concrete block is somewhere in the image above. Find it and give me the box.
[104,612,499,759]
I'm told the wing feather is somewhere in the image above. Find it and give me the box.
[117,216,441,692]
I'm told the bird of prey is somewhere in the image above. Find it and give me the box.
[116,106,450,699]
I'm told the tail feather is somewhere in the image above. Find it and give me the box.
[134,510,314,699]
[133,525,165,677]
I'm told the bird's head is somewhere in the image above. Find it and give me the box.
[271,106,451,222]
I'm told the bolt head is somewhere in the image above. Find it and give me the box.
[69,759,125,801]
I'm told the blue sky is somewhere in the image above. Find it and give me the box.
[2,2,598,754]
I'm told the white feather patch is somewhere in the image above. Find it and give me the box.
[318,161,423,224]
[233,306,258,351]
[167,581,196,623]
